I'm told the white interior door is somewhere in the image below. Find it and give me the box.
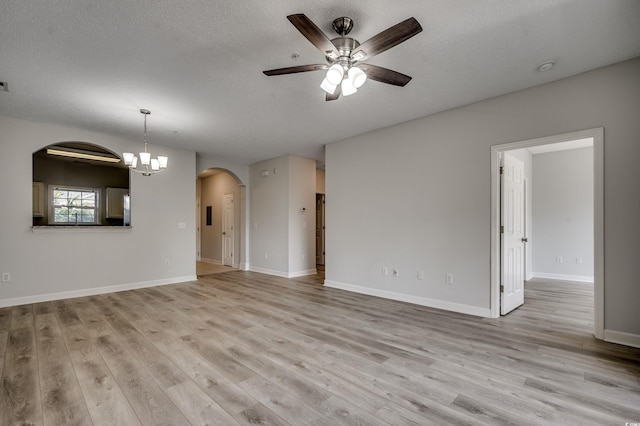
[501,153,525,314]
[223,193,234,266]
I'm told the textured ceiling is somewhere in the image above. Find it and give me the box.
[1,1,639,166]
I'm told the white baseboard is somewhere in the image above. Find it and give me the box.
[288,269,317,278]
[249,266,317,278]
[0,275,197,308]
[249,266,289,278]
[531,272,594,283]
[604,329,640,349]
[323,280,491,318]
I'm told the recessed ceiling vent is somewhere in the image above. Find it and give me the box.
[0,81,8,92]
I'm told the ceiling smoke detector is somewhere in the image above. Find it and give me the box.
[537,61,555,72]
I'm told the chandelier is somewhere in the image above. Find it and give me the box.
[123,109,168,176]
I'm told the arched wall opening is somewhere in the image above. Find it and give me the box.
[196,167,247,271]
[32,141,130,226]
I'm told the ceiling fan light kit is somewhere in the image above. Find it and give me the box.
[348,66,367,88]
[320,77,337,95]
[264,14,423,101]
[341,77,358,96]
[326,64,344,85]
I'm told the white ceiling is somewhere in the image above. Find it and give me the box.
[1,1,639,166]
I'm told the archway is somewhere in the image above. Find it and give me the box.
[32,141,129,226]
[196,168,246,275]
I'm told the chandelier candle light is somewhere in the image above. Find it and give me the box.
[123,109,168,176]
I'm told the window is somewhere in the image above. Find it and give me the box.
[49,186,100,225]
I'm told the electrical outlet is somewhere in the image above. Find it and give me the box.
[382,266,389,276]
[417,271,424,280]
[446,273,454,284]
[164,259,170,267]
[1,272,10,282]
[556,256,563,263]
[576,257,583,264]
[178,222,186,229]
[264,252,268,259]
[393,269,399,277]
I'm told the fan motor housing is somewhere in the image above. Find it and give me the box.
[329,37,360,64]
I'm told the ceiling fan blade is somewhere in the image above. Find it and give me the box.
[326,83,342,101]
[352,17,422,62]
[359,64,412,86]
[263,64,328,76]
[287,14,339,58]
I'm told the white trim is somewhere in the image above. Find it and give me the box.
[603,330,640,349]
[239,262,249,271]
[0,275,197,308]
[593,130,604,339]
[531,272,594,283]
[288,269,317,278]
[201,258,222,265]
[490,127,604,340]
[249,266,289,277]
[324,280,491,318]
[32,226,132,233]
[249,266,317,278]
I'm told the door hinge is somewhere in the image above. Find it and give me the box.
[499,166,504,174]
[500,285,504,292]
[500,225,504,234]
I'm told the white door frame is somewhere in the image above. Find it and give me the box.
[196,197,202,261]
[490,127,604,339]
[222,193,234,267]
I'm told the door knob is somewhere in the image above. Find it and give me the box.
[521,237,528,243]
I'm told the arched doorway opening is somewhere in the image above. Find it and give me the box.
[196,168,245,276]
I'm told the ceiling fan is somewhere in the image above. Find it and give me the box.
[263,14,423,101]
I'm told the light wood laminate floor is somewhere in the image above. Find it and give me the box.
[196,261,236,277]
[1,272,639,425]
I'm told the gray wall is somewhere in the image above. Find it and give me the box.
[0,115,197,306]
[249,155,316,277]
[326,58,640,337]
[288,156,316,275]
[250,156,290,274]
[532,147,594,280]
